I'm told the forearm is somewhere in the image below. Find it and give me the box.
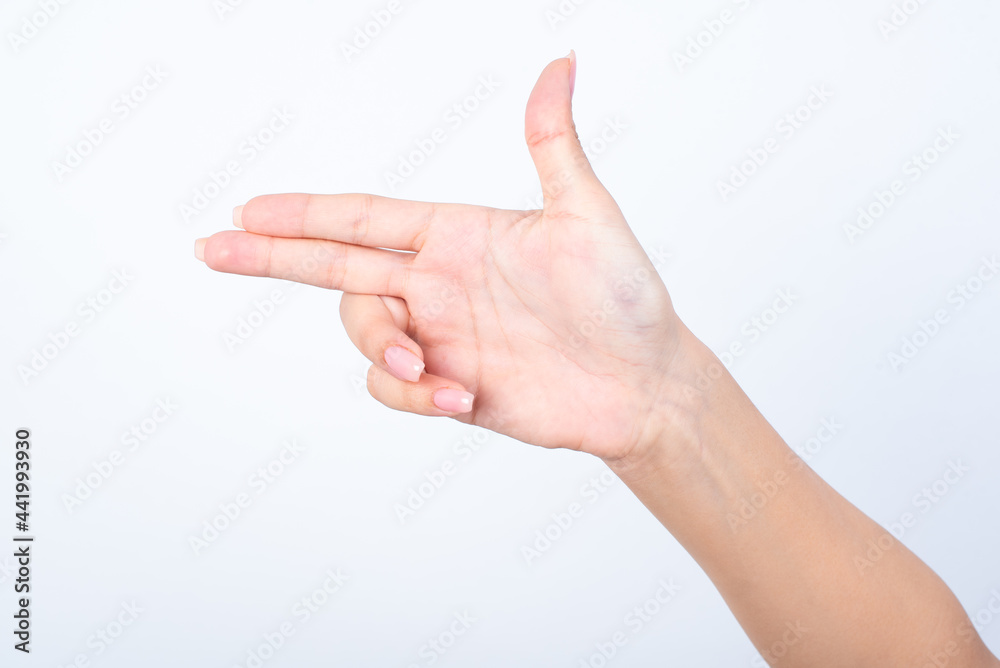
[610,328,998,667]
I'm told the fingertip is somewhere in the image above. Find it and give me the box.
[529,54,574,112]
[384,345,425,383]
[197,230,243,269]
[432,388,475,415]
[365,364,476,418]
[233,204,245,229]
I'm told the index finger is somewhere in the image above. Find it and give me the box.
[235,193,446,252]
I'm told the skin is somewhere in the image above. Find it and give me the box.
[195,54,1000,667]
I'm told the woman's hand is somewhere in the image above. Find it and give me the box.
[195,53,693,463]
[195,54,1000,668]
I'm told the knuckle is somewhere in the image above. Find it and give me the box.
[525,127,564,151]
[257,236,276,277]
[359,322,384,357]
[354,194,374,245]
[322,243,347,289]
[299,193,314,236]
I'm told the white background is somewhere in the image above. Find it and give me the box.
[2,0,999,666]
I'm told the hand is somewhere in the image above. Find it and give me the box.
[195,53,691,463]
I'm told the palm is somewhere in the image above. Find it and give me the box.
[403,202,679,459]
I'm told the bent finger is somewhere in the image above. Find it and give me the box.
[366,363,475,417]
[340,293,423,382]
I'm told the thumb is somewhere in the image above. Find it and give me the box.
[525,51,602,208]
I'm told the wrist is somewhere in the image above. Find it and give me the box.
[603,326,735,484]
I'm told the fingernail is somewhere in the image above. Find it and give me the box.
[433,388,474,414]
[384,346,424,382]
[194,238,207,262]
[567,49,576,98]
[233,205,245,229]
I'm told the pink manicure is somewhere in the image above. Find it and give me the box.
[233,205,245,229]
[384,346,424,382]
[433,388,474,414]
[568,49,577,98]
